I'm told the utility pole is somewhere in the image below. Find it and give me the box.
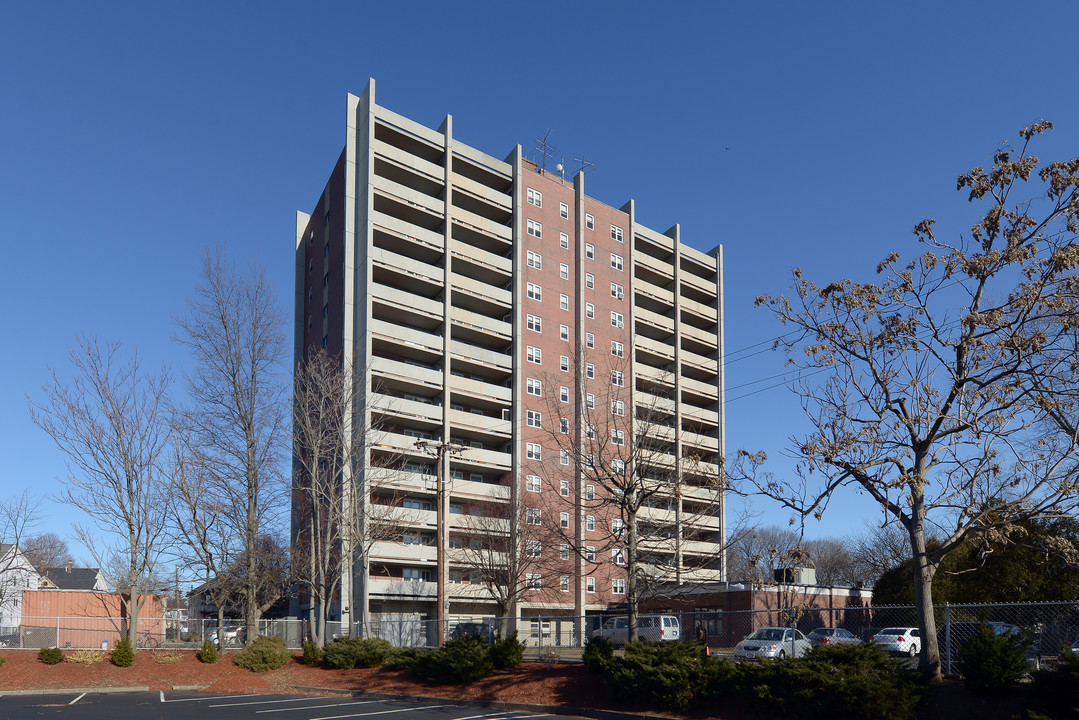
[415,439,463,646]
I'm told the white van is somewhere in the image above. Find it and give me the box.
[591,614,681,646]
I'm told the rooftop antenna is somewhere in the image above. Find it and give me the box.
[535,129,556,174]
[572,155,596,176]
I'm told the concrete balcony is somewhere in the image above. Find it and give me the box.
[373,174,445,219]
[370,540,438,564]
[371,431,441,462]
[451,272,511,308]
[680,295,718,323]
[371,319,442,357]
[633,251,674,279]
[681,347,718,375]
[368,577,435,599]
[372,211,445,251]
[636,364,675,388]
[640,506,721,532]
[635,306,675,335]
[373,137,444,183]
[635,278,675,308]
[371,356,444,392]
[451,172,512,213]
[372,246,443,287]
[449,478,511,503]
[371,392,442,425]
[457,446,511,472]
[448,408,510,437]
[450,306,511,343]
[451,205,511,243]
[681,374,719,400]
[450,239,511,275]
[636,335,676,363]
[679,270,717,299]
[373,283,443,321]
[680,322,718,348]
[681,403,719,427]
[449,339,511,372]
[448,374,511,404]
[682,429,720,454]
[636,389,677,416]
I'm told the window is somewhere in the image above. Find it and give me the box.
[586,515,596,531]
[526,442,542,460]
[527,219,542,238]
[560,479,570,497]
[612,459,625,475]
[612,429,625,445]
[585,272,594,289]
[613,578,626,595]
[586,392,595,409]
[560,449,570,466]
[526,378,542,396]
[585,546,596,562]
[526,507,541,525]
[527,250,542,269]
[526,282,542,301]
[560,202,569,219]
[560,294,569,311]
[560,575,570,592]
[586,423,596,439]
[403,568,431,581]
[611,253,624,271]
[585,213,595,230]
[526,314,542,332]
[586,332,595,349]
[560,232,569,249]
[527,345,541,364]
[612,399,625,416]
[527,188,542,207]
[526,539,542,557]
[586,303,595,319]
[585,242,595,259]
[560,417,569,434]
[586,362,595,379]
[612,518,624,534]
[526,573,542,589]
[586,576,596,593]
[526,410,542,428]
[611,225,624,242]
[560,355,570,371]
[611,311,624,328]
[611,340,624,357]
[526,474,542,492]
[613,548,626,565]
[560,385,569,402]
[611,282,624,299]
[560,262,569,279]
[611,370,625,386]
[560,511,570,528]
[586,484,595,500]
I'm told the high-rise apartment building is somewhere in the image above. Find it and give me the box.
[294,80,725,635]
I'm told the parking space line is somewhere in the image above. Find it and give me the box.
[210,697,347,708]
[257,701,382,714]
[311,704,447,720]
[451,712,542,720]
[160,692,261,703]
[68,693,86,705]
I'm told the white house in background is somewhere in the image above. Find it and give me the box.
[0,544,39,634]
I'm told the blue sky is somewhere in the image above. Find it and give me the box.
[2,1,1078,568]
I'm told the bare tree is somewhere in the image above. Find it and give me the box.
[175,249,288,642]
[843,521,912,586]
[21,532,73,573]
[726,524,800,585]
[1,492,42,625]
[746,122,1079,680]
[30,336,173,647]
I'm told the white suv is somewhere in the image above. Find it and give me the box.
[591,615,681,646]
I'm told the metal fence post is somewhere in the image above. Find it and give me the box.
[944,603,951,676]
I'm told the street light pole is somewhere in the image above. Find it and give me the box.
[415,439,462,646]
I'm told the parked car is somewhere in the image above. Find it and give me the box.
[871,627,920,657]
[450,622,495,644]
[208,625,245,646]
[590,614,681,647]
[807,627,862,645]
[733,627,812,660]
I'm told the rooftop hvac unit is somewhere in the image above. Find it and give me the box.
[774,567,816,586]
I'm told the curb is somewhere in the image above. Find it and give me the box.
[0,686,150,696]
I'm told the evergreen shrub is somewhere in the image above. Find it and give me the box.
[412,634,493,684]
[302,639,322,665]
[198,639,219,663]
[957,623,1033,693]
[323,637,393,669]
[234,635,292,672]
[582,636,613,673]
[604,641,722,710]
[111,637,135,667]
[491,632,525,669]
[38,647,64,665]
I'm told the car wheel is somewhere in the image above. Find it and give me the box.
[908,644,917,657]
[778,650,787,660]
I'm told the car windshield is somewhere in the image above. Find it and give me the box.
[748,628,786,641]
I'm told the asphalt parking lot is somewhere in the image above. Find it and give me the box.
[0,692,566,720]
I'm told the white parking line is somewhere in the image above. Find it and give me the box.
[310,704,446,720]
[257,700,382,714]
[160,692,261,703]
[210,697,349,708]
[451,712,544,720]
[68,693,86,705]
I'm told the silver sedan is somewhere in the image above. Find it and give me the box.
[733,627,812,660]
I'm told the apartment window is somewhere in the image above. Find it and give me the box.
[526,378,542,396]
[560,449,570,466]
[560,232,569,249]
[526,282,541,301]
[586,362,595,379]
[560,511,570,528]
[612,518,625,534]
[527,345,541,364]
[586,515,596,531]
[560,262,569,279]
[560,295,569,311]
[560,479,570,497]
[403,568,431,582]
[526,540,542,558]
[526,314,542,332]
[560,385,569,402]
[612,429,625,445]
[611,225,624,242]
[612,459,625,475]
[585,484,595,500]
[613,578,626,595]
[527,188,542,207]
[586,576,596,593]
[611,253,624,271]
[585,242,595,259]
[611,340,624,357]
[612,399,625,416]
[586,393,595,409]
[585,546,596,561]
[527,250,542,269]
[526,410,542,428]
[560,575,570,592]
[611,370,625,386]
[586,303,595,319]
[585,213,595,230]
[586,332,595,349]
[527,219,542,238]
[613,548,626,565]
[526,442,542,460]
[611,282,624,299]
[560,202,569,219]
[585,272,594,289]
[611,311,624,328]
[526,507,541,525]
[586,423,596,440]
[526,573,542,589]
[560,417,570,434]
[526,474,542,492]
[559,354,569,371]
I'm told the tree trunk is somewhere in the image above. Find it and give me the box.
[909,499,941,681]
[626,506,639,643]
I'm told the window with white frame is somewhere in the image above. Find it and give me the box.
[585,273,594,289]
[560,321,569,338]
[586,515,596,531]
[611,340,624,357]
[526,378,542,396]
[526,282,541,301]
[527,219,542,238]
[611,311,624,328]
[560,295,569,311]
[526,410,542,427]
[560,385,569,402]
[611,253,623,271]
[560,479,570,496]
[560,202,569,219]
[613,578,625,595]
[585,484,595,500]
[560,262,569,279]
[612,399,625,416]
[586,576,596,593]
[586,392,595,409]
[560,511,570,528]
[585,545,596,561]
[526,442,542,459]
[526,573,542,589]
[585,242,595,259]
[611,282,623,299]
[526,314,541,332]
[560,417,569,434]
[560,355,569,372]
[527,188,542,207]
[560,575,570,592]
[585,213,595,230]
[586,362,595,379]
[560,449,570,466]
[612,459,625,475]
[586,423,596,439]
[586,303,595,319]
[612,518,624,534]
[526,474,542,492]
[527,250,542,269]
[526,539,542,557]
[611,370,624,386]
[527,345,541,364]
[613,548,626,565]
[612,429,625,445]
[526,507,541,524]
[586,332,595,349]
[560,232,569,249]
[611,225,624,242]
